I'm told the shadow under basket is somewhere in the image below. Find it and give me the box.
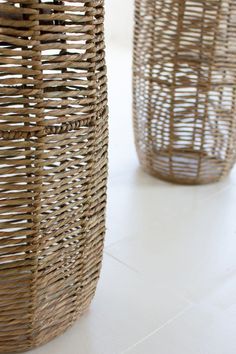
[0,0,108,352]
[140,149,226,185]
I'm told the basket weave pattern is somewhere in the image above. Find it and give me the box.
[133,0,236,184]
[0,0,108,352]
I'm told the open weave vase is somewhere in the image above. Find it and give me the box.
[0,0,108,352]
[133,0,236,184]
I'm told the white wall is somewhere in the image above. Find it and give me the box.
[105,0,134,48]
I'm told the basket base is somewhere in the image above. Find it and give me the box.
[141,148,225,185]
[0,300,92,354]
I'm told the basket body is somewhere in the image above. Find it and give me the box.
[0,0,108,352]
[133,0,236,184]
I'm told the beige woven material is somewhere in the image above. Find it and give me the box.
[0,0,108,352]
[133,0,236,184]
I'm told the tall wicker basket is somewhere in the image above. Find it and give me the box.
[133,0,236,184]
[0,0,108,352]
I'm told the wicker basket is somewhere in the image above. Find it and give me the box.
[0,0,108,352]
[133,0,236,184]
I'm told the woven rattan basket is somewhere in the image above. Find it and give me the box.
[133,0,236,184]
[0,0,108,352]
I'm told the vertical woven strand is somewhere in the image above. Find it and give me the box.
[72,0,98,321]
[219,0,236,177]
[28,0,45,348]
[73,0,108,317]
[196,1,222,180]
[0,2,41,351]
[169,0,186,179]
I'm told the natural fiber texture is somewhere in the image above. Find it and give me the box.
[133,0,236,184]
[0,0,108,352]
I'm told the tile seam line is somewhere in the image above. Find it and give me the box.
[121,304,193,354]
[104,251,140,274]
[104,252,194,306]
[104,235,134,250]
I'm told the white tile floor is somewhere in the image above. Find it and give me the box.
[30,44,236,354]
